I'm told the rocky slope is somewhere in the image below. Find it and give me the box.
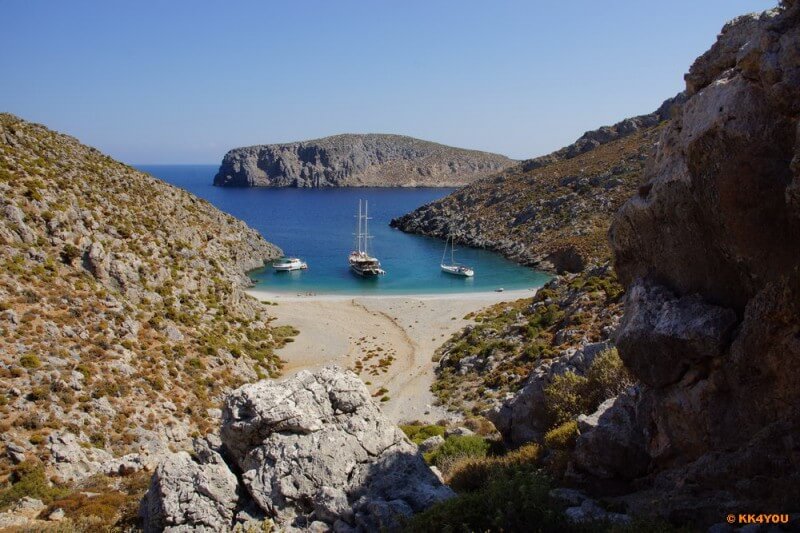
[141,367,453,532]
[569,2,800,521]
[390,95,683,273]
[213,134,515,188]
[0,114,290,498]
[431,265,624,423]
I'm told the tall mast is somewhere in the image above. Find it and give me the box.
[357,200,363,253]
[364,200,369,255]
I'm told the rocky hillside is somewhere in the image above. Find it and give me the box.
[0,114,291,498]
[570,2,800,520]
[213,133,515,188]
[391,96,683,273]
[432,265,624,422]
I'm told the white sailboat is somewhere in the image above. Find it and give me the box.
[349,200,385,277]
[441,235,474,277]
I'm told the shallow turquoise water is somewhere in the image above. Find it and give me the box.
[139,165,550,295]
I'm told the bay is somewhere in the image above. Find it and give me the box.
[138,165,549,295]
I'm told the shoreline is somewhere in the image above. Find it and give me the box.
[246,287,538,302]
[248,288,538,424]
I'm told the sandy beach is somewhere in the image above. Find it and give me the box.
[247,288,536,424]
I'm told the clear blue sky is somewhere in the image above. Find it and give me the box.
[1,0,777,163]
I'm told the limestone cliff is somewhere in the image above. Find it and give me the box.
[571,2,800,521]
[213,133,515,188]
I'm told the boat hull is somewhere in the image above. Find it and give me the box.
[441,264,474,277]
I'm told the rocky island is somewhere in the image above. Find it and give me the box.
[213,134,515,188]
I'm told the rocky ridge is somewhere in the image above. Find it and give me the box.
[213,133,515,188]
[141,367,453,532]
[390,96,683,273]
[569,2,800,521]
[0,114,289,493]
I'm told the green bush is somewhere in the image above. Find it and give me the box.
[0,461,69,510]
[20,353,42,369]
[544,420,578,450]
[544,372,590,427]
[405,469,568,532]
[426,435,491,468]
[544,348,632,427]
[400,424,445,445]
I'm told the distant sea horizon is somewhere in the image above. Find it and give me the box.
[138,164,549,295]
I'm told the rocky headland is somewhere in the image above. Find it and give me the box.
[390,95,684,273]
[213,134,515,188]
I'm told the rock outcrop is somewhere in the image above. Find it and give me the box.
[571,2,800,521]
[213,134,515,188]
[390,96,682,272]
[141,367,453,532]
[0,113,288,483]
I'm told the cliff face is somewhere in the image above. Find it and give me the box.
[213,133,515,188]
[390,96,682,273]
[572,2,800,519]
[0,114,288,483]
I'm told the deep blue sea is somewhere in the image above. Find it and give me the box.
[137,165,549,295]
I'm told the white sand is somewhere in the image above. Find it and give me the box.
[248,288,537,424]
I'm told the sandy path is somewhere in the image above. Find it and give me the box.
[249,289,537,424]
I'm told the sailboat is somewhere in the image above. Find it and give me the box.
[349,200,385,277]
[441,235,474,277]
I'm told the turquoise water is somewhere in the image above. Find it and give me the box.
[138,165,550,295]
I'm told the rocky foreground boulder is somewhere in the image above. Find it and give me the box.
[141,367,453,532]
[213,134,514,188]
[570,2,800,521]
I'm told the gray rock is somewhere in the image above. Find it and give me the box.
[6,442,26,464]
[143,367,453,532]
[141,446,239,533]
[417,435,445,453]
[571,392,649,481]
[47,508,65,521]
[564,499,631,525]
[615,282,737,388]
[444,427,474,438]
[221,367,453,529]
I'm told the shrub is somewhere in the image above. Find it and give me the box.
[544,348,631,427]
[19,353,41,369]
[426,435,491,471]
[405,469,567,532]
[400,424,445,445]
[543,420,578,451]
[447,443,542,492]
[0,461,69,510]
[544,371,590,427]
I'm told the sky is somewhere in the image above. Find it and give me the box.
[0,0,778,164]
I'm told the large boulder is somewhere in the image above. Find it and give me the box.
[141,367,453,532]
[141,437,239,533]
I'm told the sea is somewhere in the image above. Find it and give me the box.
[137,165,550,295]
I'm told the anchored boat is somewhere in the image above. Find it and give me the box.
[272,257,308,272]
[441,235,474,277]
[349,200,385,277]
